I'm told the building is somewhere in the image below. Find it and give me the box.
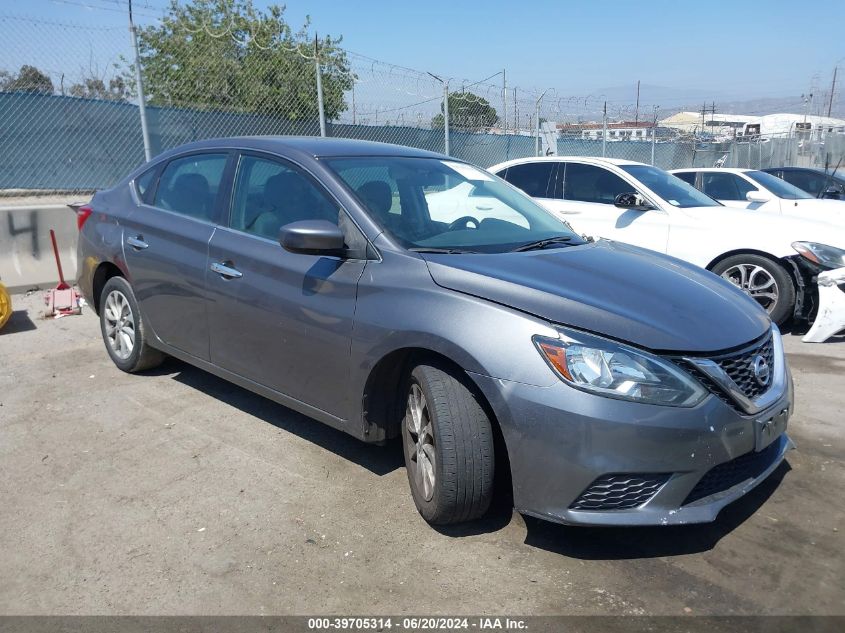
[659,111,845,138]
[556,121,670,141]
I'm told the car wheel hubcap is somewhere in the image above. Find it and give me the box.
[104,290,135,360]
[721,264,779,313]
[405,383,435,501]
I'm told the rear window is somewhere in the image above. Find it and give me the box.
[153,153,228,221]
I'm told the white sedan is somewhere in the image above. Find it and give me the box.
[489,156,845,324]
[671,167,845,223]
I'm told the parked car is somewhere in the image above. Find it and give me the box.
[78,138,794,528]
[490,157,845,324]
[670,167,845,222]
[761,167,845,200]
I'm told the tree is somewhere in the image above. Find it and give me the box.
[431,91,499,131]
[69,76,129,102]
[0,65,54,94]
[132,0,352,120]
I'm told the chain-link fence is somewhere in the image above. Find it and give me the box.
[1,9,843,200]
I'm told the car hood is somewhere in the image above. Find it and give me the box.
[421,240,770,353]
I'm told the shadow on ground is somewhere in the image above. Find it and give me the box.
[146,358,792,558]
[0,310,37,335]
[154,357,404,477]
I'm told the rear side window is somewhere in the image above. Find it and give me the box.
[498,162,557,198]
[564,163,631,204]
[701,172,756,201]
[134,167,157,204]
[154,153,228,221]
[673,172,696,186]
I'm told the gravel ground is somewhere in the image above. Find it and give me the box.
[0,291,842,615]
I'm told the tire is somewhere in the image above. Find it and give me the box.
[99,276,165,373]
[711,254,795,325]
[401,363,494,525]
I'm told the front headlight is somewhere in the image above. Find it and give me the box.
[792,241,845,270]
[534,330,707,407]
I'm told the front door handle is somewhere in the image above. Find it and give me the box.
[126,235,149,250]
[210,261,243,280]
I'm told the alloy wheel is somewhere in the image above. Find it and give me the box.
[405,383,436,501]
[104,289,135,360]
[720,263,779,313]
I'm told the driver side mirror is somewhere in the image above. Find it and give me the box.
[614,192,654,211]
[745,190,772,203]
[279,220,345,256]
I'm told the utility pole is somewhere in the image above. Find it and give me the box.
[502,69,507,134]
[828,67,838,117]
[602,101,607,157]
[128,0,152,161]
[634,80,640,126]
[314,34,327,137]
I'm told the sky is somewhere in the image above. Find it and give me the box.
[6,0,845,107]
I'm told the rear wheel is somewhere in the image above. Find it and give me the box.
[402,363,494,525]
[99,276,164,373]
[711,254,795,325]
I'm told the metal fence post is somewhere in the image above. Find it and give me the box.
[651,106,658,165]
[535,89,547,156]
[314,35,327,137]
[128,0,151,162]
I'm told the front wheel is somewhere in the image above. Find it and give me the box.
[402,364,494,525]
[711,254,795,325]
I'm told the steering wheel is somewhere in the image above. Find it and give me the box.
[448,216,480,231]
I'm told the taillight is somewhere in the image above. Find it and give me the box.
[76,205,93,230]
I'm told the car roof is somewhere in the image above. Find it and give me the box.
[491,156,645,170]
[671,167,753,174]
[156,136,448,160]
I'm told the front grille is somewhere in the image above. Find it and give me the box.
[714,334,775,400]
[683,439,782,505]
[570,473,671,511]
[672,332,775,413]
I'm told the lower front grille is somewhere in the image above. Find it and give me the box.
[570,473,671,511]
[683,439,783,505]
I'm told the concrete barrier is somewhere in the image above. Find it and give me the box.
[0,205,79,293]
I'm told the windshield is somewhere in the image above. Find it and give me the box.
[746,170,814,200]
[325,156,583,253]
[619,165,722,208]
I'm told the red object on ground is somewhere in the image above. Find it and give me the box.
[44,229,81,317]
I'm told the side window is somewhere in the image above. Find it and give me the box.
[701,173,756,201]
[134,167,157,204]
[153,154,228,221]
[781,171,822,195]
[564,163,632,204]
[498,162,556,198]
[673,172,697,186]
[230,155,339,240]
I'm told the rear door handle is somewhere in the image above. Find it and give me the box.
[210,261,243,280]
[126,235,149,250]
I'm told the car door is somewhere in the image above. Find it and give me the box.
[205,152,368,419]
[122,151,231,360]
[554,162,669,253]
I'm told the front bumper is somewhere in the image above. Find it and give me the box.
[470,367,794,527]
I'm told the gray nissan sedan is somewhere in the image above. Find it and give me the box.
[76,137,794,527]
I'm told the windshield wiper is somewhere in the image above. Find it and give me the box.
[409,247,478,254]
[510,236,576,252]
